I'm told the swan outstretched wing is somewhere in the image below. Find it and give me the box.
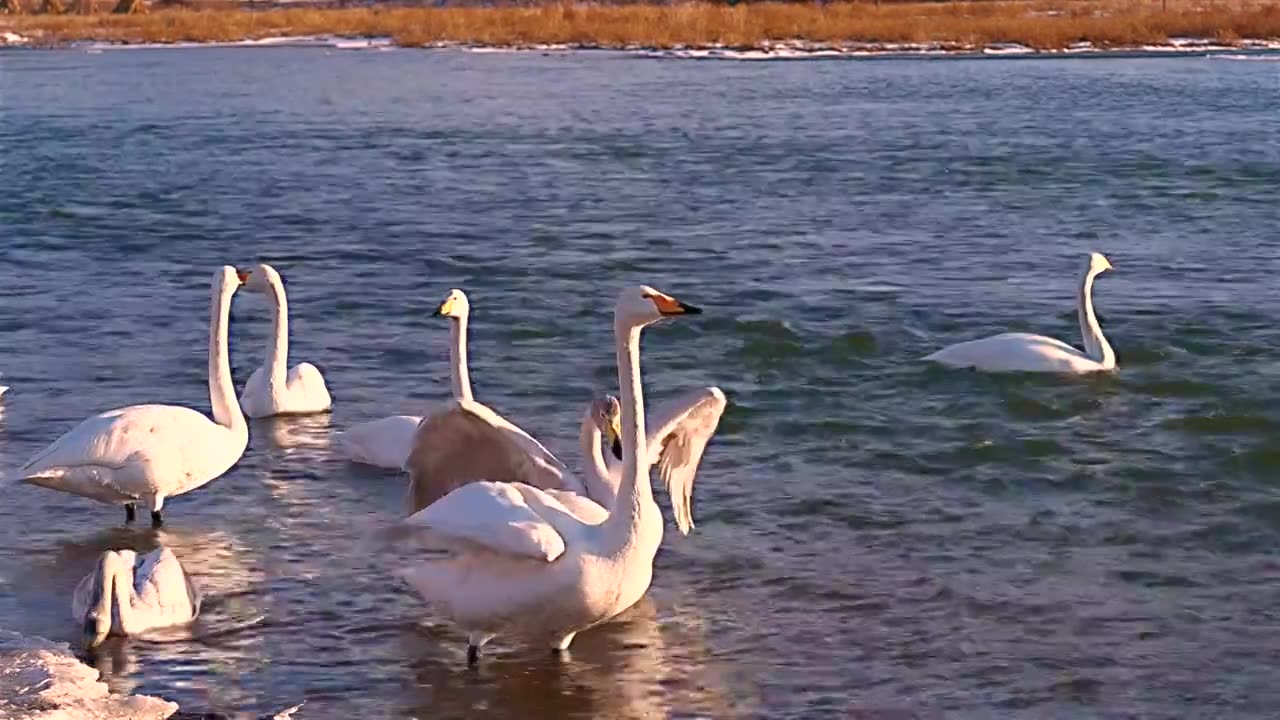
[643,387,727,535]
[404,399,578,513]
[398,481,573,561]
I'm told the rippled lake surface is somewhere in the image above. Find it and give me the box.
[1,47,1279,718]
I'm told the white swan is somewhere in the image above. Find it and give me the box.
[403,394,622,515]
[600,386,726,533]
[238,263,332,418]
[19,266,250,526]
[73,547,202,649]
[395,285,701,663]
[335,289,475,470]
[924,252,1116,374]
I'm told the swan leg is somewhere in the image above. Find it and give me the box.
[147,495,165,527]
[466,632,492,666]
[124,503,136,523]
[150,510,163,528]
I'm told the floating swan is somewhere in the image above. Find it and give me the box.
[20,267,249,526]
[335,289,475,470]
[924,252,1116,374]
[238,263,333,418]
[395,285,702,663]
[600,386,726,533]
[73,547,202,649]
[404,393,623,515]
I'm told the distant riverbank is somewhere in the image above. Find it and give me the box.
[3,1,1279,53]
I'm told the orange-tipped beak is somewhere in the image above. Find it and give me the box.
[650,292,702,316]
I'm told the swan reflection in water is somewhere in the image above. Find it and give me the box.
[400,593,744,719]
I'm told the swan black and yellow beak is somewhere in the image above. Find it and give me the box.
[607,416,623,461]
[649,292,702,317]
[433,296,455,318]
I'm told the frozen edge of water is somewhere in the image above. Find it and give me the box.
[3,33,1280,59]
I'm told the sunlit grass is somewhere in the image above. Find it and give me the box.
[5,1,1279,50]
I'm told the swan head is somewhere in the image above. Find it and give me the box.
[242,263,282,292]
[433,289,470,320]
[591,394,623,460]
[1088,252,1113,275]
[216,266,249,294]
[615,285,702,327]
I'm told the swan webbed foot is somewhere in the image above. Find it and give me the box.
[150,510,163,528]
[466,644,480,666]
[124,503,136,524]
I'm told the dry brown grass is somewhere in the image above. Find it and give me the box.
[5,0,1280,50]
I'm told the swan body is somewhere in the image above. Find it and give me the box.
[73,547,202,649]
[335,289,475,470]
[396,285,702,662]
[20,267,249,525]
[405,394,622,515]
[925,252,1116,374]
[238,264,332,418]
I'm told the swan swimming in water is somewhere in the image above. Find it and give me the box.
[73,547,202,649]
[335,289,477,470]
[924,252,1116,374]
[19,267,250,526]
[395,285,702,664]
[238,263,333,418]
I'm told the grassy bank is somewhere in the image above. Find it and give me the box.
[5,1,1280,51]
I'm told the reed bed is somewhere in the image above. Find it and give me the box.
[5,1,1280,51]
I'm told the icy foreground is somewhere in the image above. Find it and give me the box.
[0,630,177,720]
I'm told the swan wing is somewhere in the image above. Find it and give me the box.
[403,399,574,513]
[399,481,570,561]
[20,404,231,499]
[133,548,199,620]
[335,415,421,469]
[286,362,332,408]
[925,332,1101,373]
[643,387,726,535]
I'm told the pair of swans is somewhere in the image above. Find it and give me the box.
[73,547,201,649]
[925,252,1116,374]
[18,264,321,526]
[393,285,722,662]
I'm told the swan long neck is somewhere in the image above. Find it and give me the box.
[449,315,474,402]
[210,281,246,432]
[579,409,617,508]
[109,558,136,633]
[264,274,289,387]
[603,321,653,544]
[1077,268,1115,369]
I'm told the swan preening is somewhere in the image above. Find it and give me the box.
[239,263,333,418]
[925,252,1116,374]
[73,547,202,649]
[394,285,706,663]
[334,289,475,470]
[19,267,250,526]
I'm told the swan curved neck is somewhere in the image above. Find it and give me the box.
[264,275,289,385]
[603,320,653,543]
[109,560,136,632]
[210,282,246,432]
[579,410,617,508]
[1077,268,1115,369]
[449,315,474,402]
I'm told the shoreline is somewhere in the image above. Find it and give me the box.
[3,2,1279,57]
[4,32,1280,60]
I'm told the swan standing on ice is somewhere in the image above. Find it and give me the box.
[19,267,250,526]
[73,547,202,649]
[238,263,333,418]
[395,285,703,664]
[924,252,1116,373]
[403,393,623,515]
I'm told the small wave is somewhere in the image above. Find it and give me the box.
[1208,53,1280,62]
